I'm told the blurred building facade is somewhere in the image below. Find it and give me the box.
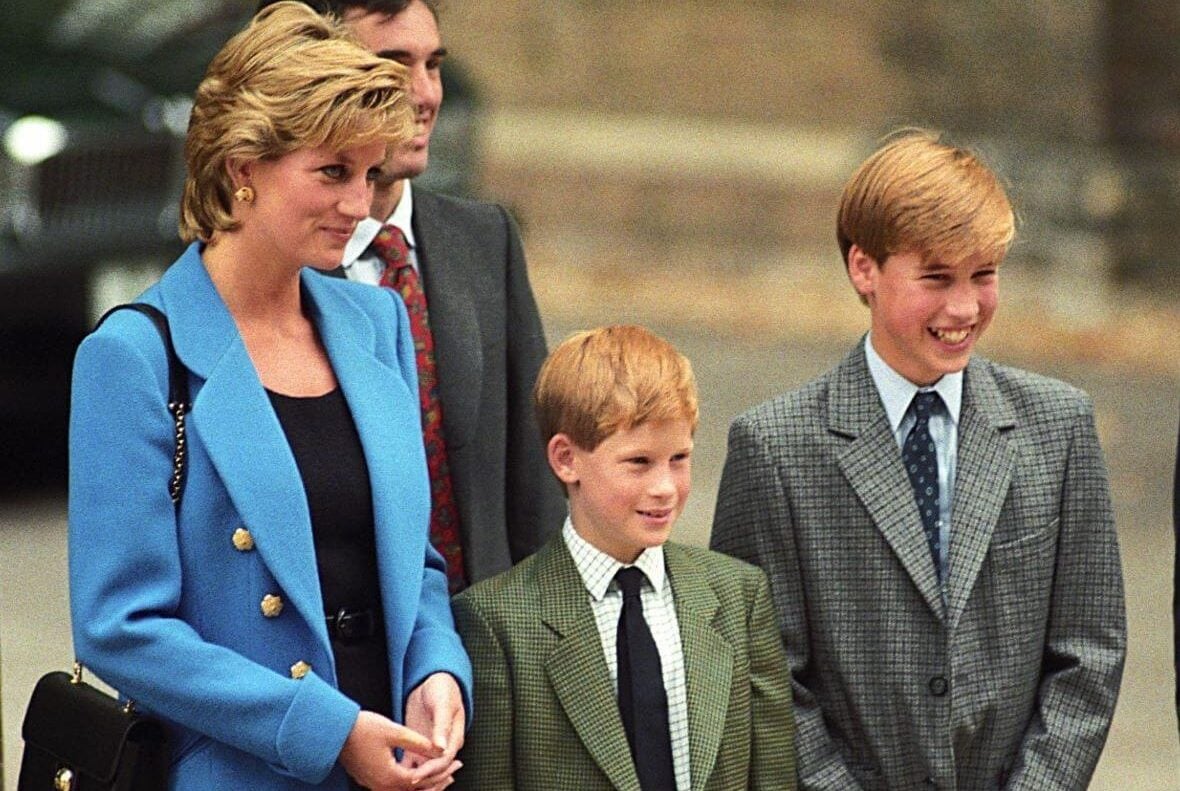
[441,1,1179,299]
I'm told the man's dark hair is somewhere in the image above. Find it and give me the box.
[256,0,438,21]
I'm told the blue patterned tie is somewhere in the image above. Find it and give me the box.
[903,391,943,582]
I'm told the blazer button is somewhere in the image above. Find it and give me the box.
[290,661,311,680]
[261,594,284,618]
[232,527,255,551]
[928,675,949,697]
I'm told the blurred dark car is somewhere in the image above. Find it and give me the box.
[0,0,480,491]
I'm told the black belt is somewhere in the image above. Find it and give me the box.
[325,607,380,644]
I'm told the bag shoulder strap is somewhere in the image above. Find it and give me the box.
[95,302,189,506]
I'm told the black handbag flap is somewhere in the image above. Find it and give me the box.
[21,671,165,783]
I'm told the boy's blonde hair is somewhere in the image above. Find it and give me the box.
[179,1,413,242]
[837,129,1015,269]
[534,325,699,451]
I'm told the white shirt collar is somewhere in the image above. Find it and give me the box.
[562,517,667,602]
[388,180,415,246]
[341,180,416,267]
[864,333,963,433]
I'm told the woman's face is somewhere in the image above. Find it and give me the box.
[236,140,386,270]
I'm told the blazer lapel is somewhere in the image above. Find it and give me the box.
[666,545,733,790]
[538,541,641,791]
[304,272,431,656]
[830,342,944,619]
[157,247,327,644]
[412,192,481,451]
[944,358,1018,625]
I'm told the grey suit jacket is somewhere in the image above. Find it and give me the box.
[409,189,566,584]
[711,340,1126,790]
[451,537,797,790]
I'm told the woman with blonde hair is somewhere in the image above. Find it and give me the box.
[67,3,469,789]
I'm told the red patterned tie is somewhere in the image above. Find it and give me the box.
[373,224,466,592]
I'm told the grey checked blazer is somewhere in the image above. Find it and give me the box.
[451,537,797,790]
[711,340,1126,790]
[410,189,566,583]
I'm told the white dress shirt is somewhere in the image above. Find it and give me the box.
[340,180,422,285]
[864,334,961,588]
[562,518,692,790]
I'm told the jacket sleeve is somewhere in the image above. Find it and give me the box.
[451,593,516,790]
[68,317,358,785]
[1004,397,1126,789]
[746,567,798,790]
[1174,406,1180,733]
[499,205,566,563]
[710,414,863,790]
[372,288,475,719]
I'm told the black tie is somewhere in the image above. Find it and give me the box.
[615,567,676,790]
[903,391,944,583]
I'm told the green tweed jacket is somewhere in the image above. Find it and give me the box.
[452,535,796,790]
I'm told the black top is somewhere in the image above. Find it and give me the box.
[268,387,391,718]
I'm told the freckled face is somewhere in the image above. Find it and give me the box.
[237,141,386,270]
[552,419,694,564]
[848,247,999,385]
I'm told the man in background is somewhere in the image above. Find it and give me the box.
[262,0,566,593]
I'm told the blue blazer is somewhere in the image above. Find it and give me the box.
[68,243,473,790]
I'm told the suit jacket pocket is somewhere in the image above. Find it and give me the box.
[985,516,1060,644]
[989,516,1059,555]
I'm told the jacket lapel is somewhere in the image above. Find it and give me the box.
[666,545,733,790]
[944,358,1018,625]
[830,342,945,619]
[303,273,431,657]
[157,246,327,644]
[538,541,641,791]
[412,191,481,451]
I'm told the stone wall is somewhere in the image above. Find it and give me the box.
[1105,1,1180,284]
[440,0,1179,291]
[441,2,897,125]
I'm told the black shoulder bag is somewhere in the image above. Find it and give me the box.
[19,303,188,791]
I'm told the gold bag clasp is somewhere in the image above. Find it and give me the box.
[72,660,136,712]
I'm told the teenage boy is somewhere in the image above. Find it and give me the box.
[711,131,1126,789]
[261,0,566,592]
[452,325,796,790]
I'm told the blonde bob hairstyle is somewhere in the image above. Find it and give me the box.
[534,325,699,453]
[179,1,412,243]
[836,129,1015,271]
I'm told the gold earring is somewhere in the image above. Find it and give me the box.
[234,186,255,203]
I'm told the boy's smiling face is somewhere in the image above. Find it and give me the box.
[549,418,694,564]
[848,245,999,386]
